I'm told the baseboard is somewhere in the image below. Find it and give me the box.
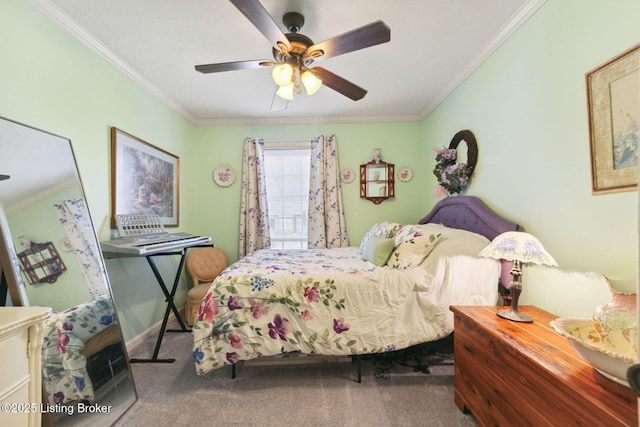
[124,306,184,353]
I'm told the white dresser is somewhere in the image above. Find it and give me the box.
[0,306,51,427]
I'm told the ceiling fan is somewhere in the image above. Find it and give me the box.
[195,0,391,103]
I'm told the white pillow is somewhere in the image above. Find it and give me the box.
[417,223,491,259]
[359,222,401,255]
[415,223,497,294]
[387,225,442,270]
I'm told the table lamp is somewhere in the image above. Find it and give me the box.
[479,231,557,322]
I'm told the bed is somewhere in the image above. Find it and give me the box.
[192,196,520,376]
[41,294,122,404]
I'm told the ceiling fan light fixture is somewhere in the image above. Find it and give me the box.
[194,5,391,106]
[301,70,322,95]
[272,63,294,86]
[276,83,294,100]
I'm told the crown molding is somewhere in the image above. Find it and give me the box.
[193,112,424,127]
[29,0,546,127]
[28,0,199,125]
[418,0,547,118]
[5,177,77,214]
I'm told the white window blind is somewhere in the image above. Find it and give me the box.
[263,142,311,249]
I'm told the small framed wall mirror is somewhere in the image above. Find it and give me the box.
[0,117,137,426]
[359,159,395,204]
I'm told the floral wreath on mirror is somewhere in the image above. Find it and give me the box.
[433,130,478,197]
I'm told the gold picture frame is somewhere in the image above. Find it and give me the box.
[111,127,180,227]
[586,44,639,194]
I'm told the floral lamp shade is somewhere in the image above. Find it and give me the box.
[479,231,557,323]
[479,231,557,267]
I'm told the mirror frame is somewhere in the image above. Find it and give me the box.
[0,116,138,426]
[359,159,395,204]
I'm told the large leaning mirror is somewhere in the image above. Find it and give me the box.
[0,117,137,426]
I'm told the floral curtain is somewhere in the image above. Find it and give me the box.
[53,198,107,298]
[307,135,349,248]
[239,138,271,257]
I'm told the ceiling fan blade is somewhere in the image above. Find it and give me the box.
[311,67,367,101]
[270,88,289,112]
[230,0,292,52]
[195,60,272,74]
[306,21,390,61]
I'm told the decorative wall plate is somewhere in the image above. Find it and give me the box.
[213,164,236,187]
[340,168,355,183]
[58,238,73,252]
[398,167,413,182]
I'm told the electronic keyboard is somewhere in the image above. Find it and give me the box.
[100,214,211,255]
[100,232,211,255]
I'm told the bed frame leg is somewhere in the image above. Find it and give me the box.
[231,364,236,379]
[354,355,362,383]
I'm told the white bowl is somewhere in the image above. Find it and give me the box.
[550,317,637,387]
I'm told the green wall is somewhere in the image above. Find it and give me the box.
[192,122,425,263]
[2,0,639,342]
[421,0,639,314]
[1,0,196,342]
[6,184,91,312]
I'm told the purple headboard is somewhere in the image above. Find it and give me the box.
[418,196,522,291]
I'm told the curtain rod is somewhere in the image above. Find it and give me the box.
[263,139,313,149]
[263,138,314,144]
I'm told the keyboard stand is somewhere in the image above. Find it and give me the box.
[103,243,214,363]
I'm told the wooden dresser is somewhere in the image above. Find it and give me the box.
[450,305,637,427]
[0,306,51,427]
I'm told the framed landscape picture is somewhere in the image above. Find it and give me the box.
[111,127,180,227]
[586,44,639,194]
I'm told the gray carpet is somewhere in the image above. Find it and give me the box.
[115,329,477,427]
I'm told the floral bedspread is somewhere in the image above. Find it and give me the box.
[192,247,498,375]
[41,295,117,404]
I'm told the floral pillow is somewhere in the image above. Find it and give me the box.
[387,226,442,270]
[359,222,402,255]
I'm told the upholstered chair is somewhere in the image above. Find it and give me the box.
[185,247,228,326]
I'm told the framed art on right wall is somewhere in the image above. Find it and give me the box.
[586,43,639,194]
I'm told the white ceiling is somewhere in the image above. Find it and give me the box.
[0,117,78,211]
[31,0,545,125]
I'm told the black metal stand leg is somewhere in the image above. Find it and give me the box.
[130,249,189,364]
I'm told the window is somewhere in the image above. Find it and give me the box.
[263,143,310,249]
